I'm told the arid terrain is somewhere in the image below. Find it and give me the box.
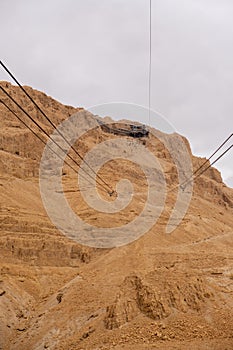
[0,81,233,350]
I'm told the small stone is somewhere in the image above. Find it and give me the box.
[80,332,89,340]
[16,310,24,319]
[162,335,168,340]
[155,331,162,338]
[56,292,63,303]
[17,327,26,332]
[0,289,6,296]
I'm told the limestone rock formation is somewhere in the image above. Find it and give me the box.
[0,81,233,350]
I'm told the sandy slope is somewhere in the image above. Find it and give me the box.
[0,81,233,350]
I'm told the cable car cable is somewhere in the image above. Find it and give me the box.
[0,60,114,195]
[0,98,96,186]
[0,86,110,194]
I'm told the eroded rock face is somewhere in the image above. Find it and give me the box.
[105,272,213,329]
[0,81,233,350]
[0,81,82,178]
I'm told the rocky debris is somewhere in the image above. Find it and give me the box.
[105,273,213,329]
[16,310,25,319]
[70,245,91,263]
[80,327,95,341]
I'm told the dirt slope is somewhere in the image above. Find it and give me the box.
[0,81,233,350]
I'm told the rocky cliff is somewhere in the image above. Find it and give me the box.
[0,81,233,350]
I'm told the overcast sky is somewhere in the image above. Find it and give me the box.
[1,0,232,186]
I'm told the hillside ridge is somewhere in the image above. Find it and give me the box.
[0,81,233,350]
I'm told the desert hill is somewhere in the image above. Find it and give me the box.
[0,81,233,350]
